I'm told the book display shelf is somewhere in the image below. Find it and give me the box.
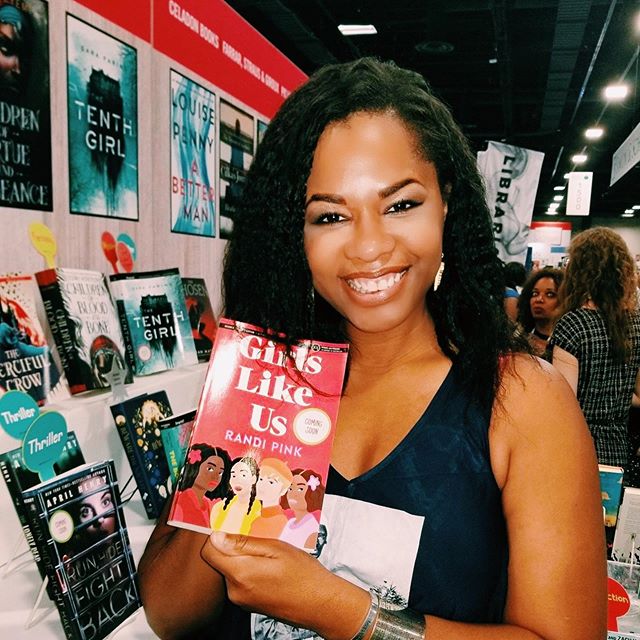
[0,363,207,640]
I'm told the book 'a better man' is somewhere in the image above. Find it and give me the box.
[168,318,348,551]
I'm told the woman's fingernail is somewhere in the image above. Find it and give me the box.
[210,531,226,548]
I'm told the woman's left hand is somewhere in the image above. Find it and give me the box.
[201,532,368,639]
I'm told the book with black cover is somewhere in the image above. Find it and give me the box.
[0,431,84,586]
[21,460,141,640]
[35,268,133,395]
[0,273,63,404]
[110,391,174,519]
[109,269,197,375]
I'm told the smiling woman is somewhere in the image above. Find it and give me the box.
[303,113,446,336]
[138,57,606,640]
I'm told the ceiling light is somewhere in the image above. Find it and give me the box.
[489,58,498,64]
[585,127,604,139]
[553,195,564,202]
[622,212,635,218]
[548,203,560,210]
[545,210,558,216]
[564,173,571,179]
[553,186,565,191]
[572,154,588,164]
[338,24,377,35]
[604,84,629,100]
[633,205,640,210]
[625,209,634,214]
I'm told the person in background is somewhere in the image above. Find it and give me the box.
[138,57,606,640]
[551,227,640,468]
[517,267,563,360]
[502,260,526,322]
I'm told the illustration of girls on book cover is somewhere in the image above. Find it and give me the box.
[172,445,327,552]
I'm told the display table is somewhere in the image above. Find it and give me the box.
[0,363,208,640]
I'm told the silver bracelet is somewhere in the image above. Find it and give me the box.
[351,590,381,640]
[369,606,426,640]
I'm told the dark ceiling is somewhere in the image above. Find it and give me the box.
[226,0,640,225]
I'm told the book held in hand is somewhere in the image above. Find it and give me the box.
[168,318,348,551]
[35,268,133,395]
[0,273,63,404]
[21,460,141,640]
[109,268,197,375]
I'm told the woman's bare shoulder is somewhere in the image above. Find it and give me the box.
[489,352,591,488]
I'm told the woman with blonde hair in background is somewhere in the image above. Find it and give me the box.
[551,227,640,467]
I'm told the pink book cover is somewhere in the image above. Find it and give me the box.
[168,318,348,551]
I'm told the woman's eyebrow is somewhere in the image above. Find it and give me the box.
[378,178,417,199]
[305,193,345,207]
[305,178,418,208]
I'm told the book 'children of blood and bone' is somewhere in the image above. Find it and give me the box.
[168,318,348,551]
[35,268,133,395]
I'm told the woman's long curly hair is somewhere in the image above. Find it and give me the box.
[223,57,526,409]
[559,227,638,362]
[517,268,564,332]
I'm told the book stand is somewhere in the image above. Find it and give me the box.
[0,534,54,630]
[0,531,32,578]
[24,576,52,629]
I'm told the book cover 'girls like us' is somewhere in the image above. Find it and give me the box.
[168,318,348,551]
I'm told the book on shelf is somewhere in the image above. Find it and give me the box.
[0,431,85,587]
[35,268,133,395]
[110,391,174,519]
[167,318,349,551]
[600,464,625,527]
[612,486,640,564]
[182,277,216,363]
[21,460,141,640]
[109,268,198,375]
[159,409,196,482]
[0,273,64,404]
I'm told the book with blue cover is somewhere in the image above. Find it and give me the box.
[66,13,138,220]
[109,268,198,375]
[159,409,196,482]
[600,464,625,527]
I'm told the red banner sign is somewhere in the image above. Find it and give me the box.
[73,0,151,41]
[154,0,307,118]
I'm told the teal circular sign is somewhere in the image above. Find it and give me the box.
[0,391,39,439]
[22,412,68,482]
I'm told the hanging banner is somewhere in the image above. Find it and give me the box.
[566,171,592,216]
[73,0,151,41]
[153,0,307,119]
[478,141,544,264]
[611,120,640,187]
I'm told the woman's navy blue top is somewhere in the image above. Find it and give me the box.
[216,361,508,639]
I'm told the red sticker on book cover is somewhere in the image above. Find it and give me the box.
[608,576,631,631]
